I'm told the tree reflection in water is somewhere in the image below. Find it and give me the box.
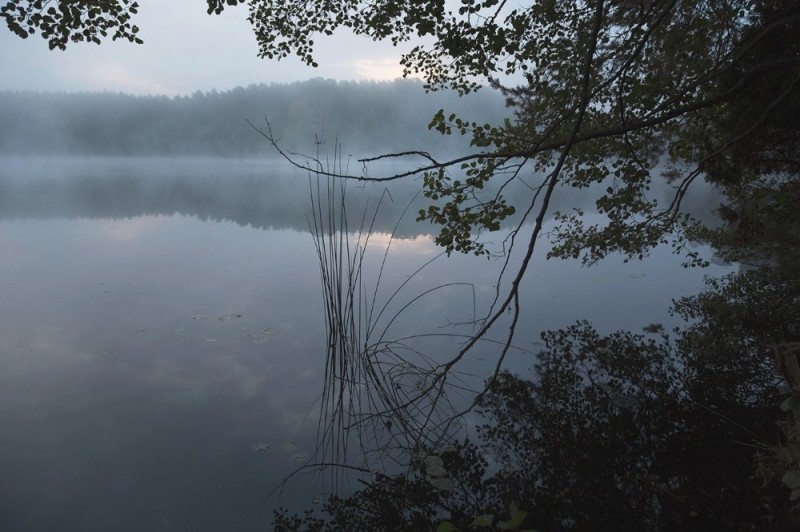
[276,264,799,530]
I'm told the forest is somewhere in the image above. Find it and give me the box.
[0,79,505,157]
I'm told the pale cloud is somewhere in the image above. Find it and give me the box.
[0,0,435,95]
[366,233,438,256]
[345,57,411,82]
[101,217,163,241]
[87,63,172,94]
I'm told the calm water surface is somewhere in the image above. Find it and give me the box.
[0,158,731,531]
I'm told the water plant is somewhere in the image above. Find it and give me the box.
[302,140,489,488]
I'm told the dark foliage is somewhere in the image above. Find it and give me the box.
[2,0,141,48]
[273,305,796,530]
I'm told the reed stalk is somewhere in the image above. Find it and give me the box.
[305,144,479,489]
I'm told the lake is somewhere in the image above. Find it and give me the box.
[0,157,732,531]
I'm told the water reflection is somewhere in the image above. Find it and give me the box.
[0,216,326,531]
[0,157,431,236]
[0,157,732,531]
[0,156,724,235]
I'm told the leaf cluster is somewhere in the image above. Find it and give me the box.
[417,163,515,255]
[2,0,142,48]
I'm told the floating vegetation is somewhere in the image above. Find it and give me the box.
[218,312,246,321]
[191,315,209,320]
[131,328,146,333]
[203,338,217,344]
[251,442,271,452]
[292,452,309,462]
[94,347,113,356]
[278,442,297,453]
[238,328,278,344]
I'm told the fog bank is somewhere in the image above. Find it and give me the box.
[0,79,506,157]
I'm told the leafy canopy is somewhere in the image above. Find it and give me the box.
[238,0,799,263]
[2,0,142,48]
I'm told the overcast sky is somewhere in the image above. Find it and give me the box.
[0,0,418,96]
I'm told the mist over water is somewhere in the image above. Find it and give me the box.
[0,79,506,157]
[0,154,724,239]
[0,81,732,531]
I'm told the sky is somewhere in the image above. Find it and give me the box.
[0,0,417,96]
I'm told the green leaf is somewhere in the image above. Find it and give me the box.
[437,521,455,532]
[498,501,527,529]
[472,514,494,527]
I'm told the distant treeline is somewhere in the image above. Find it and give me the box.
[0,79,507,157]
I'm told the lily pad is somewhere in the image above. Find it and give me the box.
[218,312,246,321]
[239,328,279,344]
[278,442,297,453]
